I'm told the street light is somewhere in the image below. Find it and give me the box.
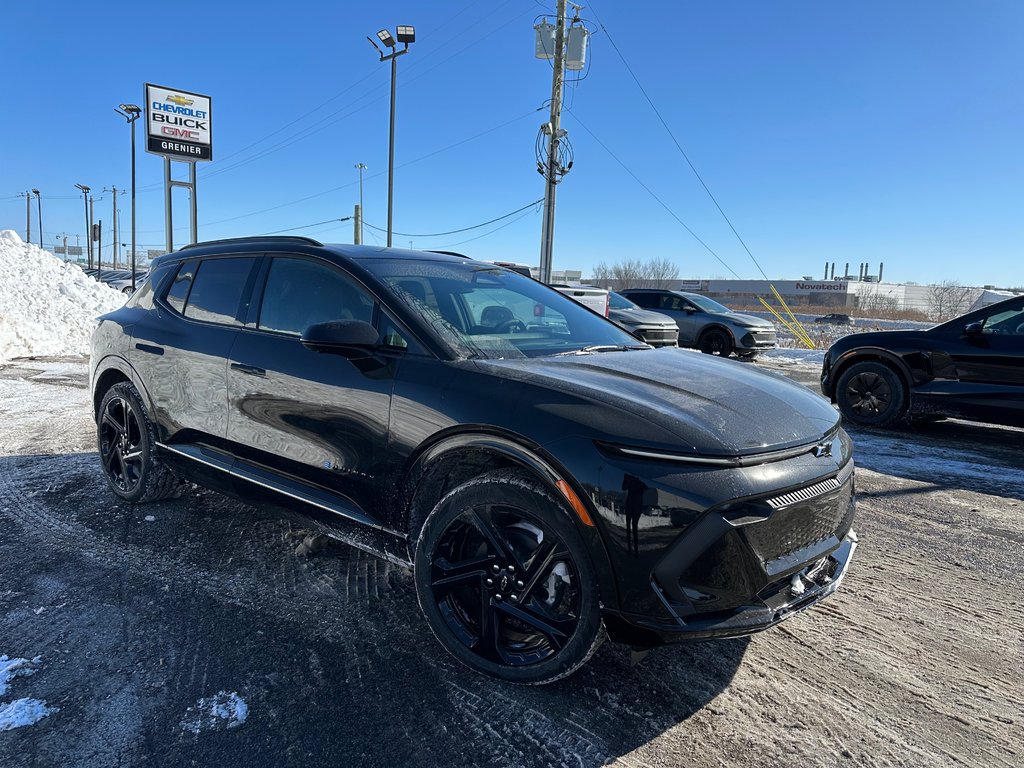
[31,189,42,248]
[74,184,91,267]
[367,24,415,247]
[115,103,141,291]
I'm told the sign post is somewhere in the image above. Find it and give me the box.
[144,83,213,252]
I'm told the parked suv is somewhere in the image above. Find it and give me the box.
[607,291,679,347]
[91,237,856,684]
[822,294,1024,428]
[621,289,777,357]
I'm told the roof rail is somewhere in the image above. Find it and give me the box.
[179,235,323,251]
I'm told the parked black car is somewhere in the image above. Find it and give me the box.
[821,295,1024,428]
[815,313,853,325]
[91,237,857,684]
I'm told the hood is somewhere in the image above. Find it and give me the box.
[725,311,774,329]
[830,328,931,354]
[608,307,676,327]
[478,348,839,456]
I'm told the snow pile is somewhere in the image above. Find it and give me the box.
[761,347,827,368]
[0,654,58,731]
[0,230,126,363]
[180,691,249,733]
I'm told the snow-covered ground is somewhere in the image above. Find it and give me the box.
[0,231,125,363]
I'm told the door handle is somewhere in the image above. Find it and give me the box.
[135,343,164,356]
[230,362,266,377]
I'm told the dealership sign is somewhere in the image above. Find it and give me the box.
[145,83,212,161]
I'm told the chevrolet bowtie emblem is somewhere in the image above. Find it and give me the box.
[813,442,833,458]
[166,94,194,106]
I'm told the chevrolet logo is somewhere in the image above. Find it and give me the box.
[812,441,833,458]
[165,94,194,106]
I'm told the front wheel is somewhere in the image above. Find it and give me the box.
[97,381,182,503]
[835,361,907,427]
[414,470,603,684]
[698,328,732,357]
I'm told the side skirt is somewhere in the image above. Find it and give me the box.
[157,442,412,567]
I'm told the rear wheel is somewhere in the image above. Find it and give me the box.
[97,381,182,503]
[835,361,907,427]
[414,470,603,684]
[699,328,732,357]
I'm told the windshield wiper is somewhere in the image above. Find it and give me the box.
[554,344,649,356]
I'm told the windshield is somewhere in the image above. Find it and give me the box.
[686,294,732,313]
[608,291,639,310]
[364,259,645,359]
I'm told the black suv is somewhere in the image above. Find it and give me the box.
[822,295,1024,428]
[91,237,857,684]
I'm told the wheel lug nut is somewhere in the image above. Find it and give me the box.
[508,565,515,573]
[510,594,518,603]
[516,580,524,589]
[492,564,500,573]
[485,578,493,587]
[495,593,503,601]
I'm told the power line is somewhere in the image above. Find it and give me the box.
[132,109,539,234]
[363,199,543,238]
[565,110,741,279]
[588,2,767,281]
[435,207,540,249]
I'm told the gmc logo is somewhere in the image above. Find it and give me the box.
[161,127,201,139]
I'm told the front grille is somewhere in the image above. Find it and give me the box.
[742,467,855,567]
[638,328,677,344]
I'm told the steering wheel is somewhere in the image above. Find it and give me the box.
[493,318,527,334]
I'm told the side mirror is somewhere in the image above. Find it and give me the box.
[301,320,380,354]
[963,321,983,336]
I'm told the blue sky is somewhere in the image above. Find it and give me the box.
[2,1,1021,286]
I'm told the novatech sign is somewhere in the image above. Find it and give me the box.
[144,83,212,161]
[795,282,846,291]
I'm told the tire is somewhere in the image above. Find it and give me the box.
[698,328,732,357]
[121,286,134,295]
[97,381,183,503]
[835,361,907,428]
[414,469,604,685]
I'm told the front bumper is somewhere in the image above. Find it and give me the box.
[630,324,679,347]
[737,328,778,351]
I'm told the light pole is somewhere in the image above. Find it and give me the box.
[115,103,141,290]
[31,189,42,248]
[368,25,416,247]
[354,162,367,244]
[74,184,91,267]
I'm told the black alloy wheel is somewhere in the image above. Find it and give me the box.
[835,361,906,428]
[699,328,732,357]
[415,470,603,684]
[97,381,182,503]
[99,394,144,493]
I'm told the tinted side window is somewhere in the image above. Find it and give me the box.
[165,262,197,313]
[629,293,654,308]
[660,294,684,311]
[182,257,256,326]
[258,257,375,336]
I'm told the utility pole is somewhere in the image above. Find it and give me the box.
[32,189,42,248]
[355,162,367,244]
[89,196,97,268]
[354,204,362,245]
[104,187,120,269]
[538,0,567,284]
[18,192,31,243]
[75,184,91,266]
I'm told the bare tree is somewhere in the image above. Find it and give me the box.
[928,281,974,321]
[857,286,901,317]
[590,257,680,289]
